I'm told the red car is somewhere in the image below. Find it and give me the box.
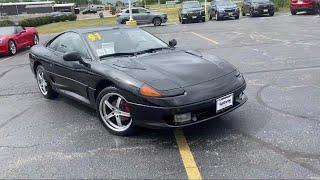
[290,0,318,15]
[0,26,39,56]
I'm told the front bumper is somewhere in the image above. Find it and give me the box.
[182,13,205,21]
[290,2,315,10]
[252,6,274,14]
[0,43,9,55]
[218,11,240,18]
[129,83,247,128]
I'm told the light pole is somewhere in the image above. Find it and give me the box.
[125,0,137,26]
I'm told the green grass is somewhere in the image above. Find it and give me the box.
[38,7,180,34]
[38,17,117,34]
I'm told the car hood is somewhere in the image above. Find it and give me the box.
[217,4,238,9]
[102,50,236,91]
[183,7,204,13]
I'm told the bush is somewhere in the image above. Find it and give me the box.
[273,0,290,11]
[18,13,77,27]
[0,20,15,27]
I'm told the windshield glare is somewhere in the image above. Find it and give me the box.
[182,2,201,9]
[84,29,168,58]
[0,27,15,35]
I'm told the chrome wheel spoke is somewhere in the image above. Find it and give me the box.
[104,100,114,110]
[117,110,130,118]
[105,112,115,120]
[116,97,121,108]
[115,115,122,127]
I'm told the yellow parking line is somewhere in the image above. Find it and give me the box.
[174,129,202,180]
[191,32,219,45]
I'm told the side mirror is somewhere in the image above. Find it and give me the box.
[63,52,82,62]
[63,52,91,68]
[169,39,177,47]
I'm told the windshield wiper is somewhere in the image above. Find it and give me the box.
[136,47,172,55]
[99,52,136,59]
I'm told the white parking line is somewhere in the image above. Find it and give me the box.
[191,32,219,45]
[0,51,29,64]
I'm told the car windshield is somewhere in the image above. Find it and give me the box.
[216,0,235,6]
[182,2,201,9]
[0,27,15,35]
[84,28,169,58]
[252,0,270,3]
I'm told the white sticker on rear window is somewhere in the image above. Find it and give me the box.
[101,42,115,55]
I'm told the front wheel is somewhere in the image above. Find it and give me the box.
[153,17,162,26]
[291,10,297,15]
[97,87,136,136]
[32,34,39,46]
[269,12,274,16]
[36,65,58,99]
[8,40,17,55]
[235,15,240,19]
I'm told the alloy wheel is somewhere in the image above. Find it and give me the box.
[37,70,48,95]
[9,41,16,55]
[99,93,132,132]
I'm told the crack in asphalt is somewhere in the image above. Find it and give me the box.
[243,65,320,75]
[0,91,38,98]
[256,84,319,124]
[0,108,29,130]
[0,64,29,80]
[238,131,320,176]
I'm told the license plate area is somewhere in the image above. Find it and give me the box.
[216,94,233,112]
[263,9,268,12]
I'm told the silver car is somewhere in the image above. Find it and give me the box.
[116,7,168,26]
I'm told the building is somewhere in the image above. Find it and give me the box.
[0,1,54,16]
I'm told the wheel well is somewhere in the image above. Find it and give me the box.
[94,80,114,99]
[33,61,42,75]
[153,17,162,23]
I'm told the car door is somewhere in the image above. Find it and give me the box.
[131,8,142,23]
[47,32,93,102]
[138,8,151,24]
[14,26,29,49]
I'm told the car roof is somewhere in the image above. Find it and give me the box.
[66,26,137,34]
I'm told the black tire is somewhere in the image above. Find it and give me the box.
[32,34,39,46]
[8,40,17,55]
[235,15,240,19]
[96,86,136,136]
[215,12,220,21]
[291,10,296,15]
[209,14,213,20]
[202,17,206,22]
[153,17,162,26]
[181,19,186,24]
[269,12,274,16]
[121,19,128,24]
[36,65,58,99]
[249,9,255,17]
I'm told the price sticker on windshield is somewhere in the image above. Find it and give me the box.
[87,32,102,42]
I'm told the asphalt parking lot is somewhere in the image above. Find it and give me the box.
[0,13,320,179]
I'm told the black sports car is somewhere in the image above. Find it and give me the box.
[29,27,247,136]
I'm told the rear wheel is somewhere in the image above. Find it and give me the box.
[153,17,162,26]
[202,17,206,22]
[215,12,220,21]
[121,19,128,24]
[36,65,58,99]
[97,87,136,136]
[249,9,255,17]
[8,40,16,55]
[209,13,213,20]
[32,34,39,46]
[235,15,240,19]
[291,10,297,15]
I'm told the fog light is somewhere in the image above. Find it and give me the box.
[174,113,192,124]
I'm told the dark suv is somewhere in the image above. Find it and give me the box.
[179,1,206,23]
[242,0,275,16]
[209,0,240,21]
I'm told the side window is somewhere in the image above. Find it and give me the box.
[15,26,23,34]
[139,8,148,13]
[132,9,139,14]
[48,33,89,58]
